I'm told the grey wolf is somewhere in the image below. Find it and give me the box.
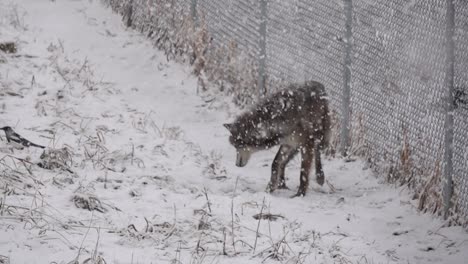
[0,126,45,149]
[224,80,331,197]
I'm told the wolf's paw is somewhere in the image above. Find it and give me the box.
[291,190,306,198]
[316,173,325,186]
[265,182,277,193]
[277,180,289,190]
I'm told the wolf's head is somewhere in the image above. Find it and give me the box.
[224,122,259,167]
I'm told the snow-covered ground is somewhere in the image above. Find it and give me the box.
[0,0,467,263]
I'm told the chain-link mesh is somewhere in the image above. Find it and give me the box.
[453,0,468,220]
[198,0,261,54]
[354,2,447,175]
[297,0,346,112]
[350,0,450,216]
[104,0,468,223]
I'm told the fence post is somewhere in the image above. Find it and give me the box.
[258,0,267,96]
[191,0,198,26]
[443,0,455,220]
[341,0,353,156]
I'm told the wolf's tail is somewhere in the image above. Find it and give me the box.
[320,103,331,151]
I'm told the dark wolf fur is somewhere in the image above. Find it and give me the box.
[224,80,331,197]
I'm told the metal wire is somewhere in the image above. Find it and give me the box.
[105,0,468,221]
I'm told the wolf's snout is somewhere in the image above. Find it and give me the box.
[235,153,248,167]
[236,149,251,167]
[236,159,245,167]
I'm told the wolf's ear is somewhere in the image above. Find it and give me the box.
[223,123,235,133]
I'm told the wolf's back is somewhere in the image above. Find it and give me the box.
[232,80,331,149]
[295,81,331,150]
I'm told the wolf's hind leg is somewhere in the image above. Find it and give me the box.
[314,142,325,186]
[267,145,297,192]
[294,145,313,197]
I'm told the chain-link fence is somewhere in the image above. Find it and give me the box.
[104,0,468,224]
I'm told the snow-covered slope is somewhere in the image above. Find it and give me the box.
[0,0,466,263]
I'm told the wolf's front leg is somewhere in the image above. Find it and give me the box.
[314,145,325,186]
[267,145,297,193]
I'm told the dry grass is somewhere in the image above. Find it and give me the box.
[0,33,153,261]
[326,109,368,159]
[202,151,227,181]
[328,110,449,221]
[356,122,448,219]
[38,147,74,173]
[104,0,258,108]
[0,255,9,264]
[0,2,26,30]
[72,193,107,213]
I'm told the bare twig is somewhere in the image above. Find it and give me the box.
[163,204,177,241]
[231,176,239,254]
[75,211,95,262]
[222,227,227,255]
[91,227,101,261]
[203,187,211,214]
[253,197,266,253]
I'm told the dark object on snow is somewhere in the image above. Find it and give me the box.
[422,246,435,252]
[0,126,46,149]
[392,229,410,236]
[336,197,345,204]
[0,255,10,264]
[38,147,74,173]
[253,213,285,221]
[0,42,17,53]
[73,193,107,213]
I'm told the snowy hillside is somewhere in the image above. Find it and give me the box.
[0,0,467,263]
